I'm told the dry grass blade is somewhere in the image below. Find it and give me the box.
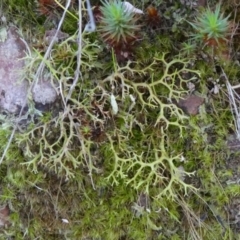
[223,68,240,140]
[65,0,83,103]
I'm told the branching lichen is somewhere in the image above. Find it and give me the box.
[99,53,200,199]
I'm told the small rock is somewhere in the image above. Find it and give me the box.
[0,26,59,114]
[32,80,57,105]
[0,27,29,113]
[0,205,10,227]
[178,95,204,115]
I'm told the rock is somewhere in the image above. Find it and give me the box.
[32,79,57,105]
[0,205,10,227]
[0,27,29,113]
[0,26,58,114]
[178,95,204,115]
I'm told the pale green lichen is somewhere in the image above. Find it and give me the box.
[99,53,200,199]
[15,52,200,201]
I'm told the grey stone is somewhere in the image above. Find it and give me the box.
[0,27,28,113]
[0,26,58,113]
[32,80,57,105]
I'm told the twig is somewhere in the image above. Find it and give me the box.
[65,0,83,103]
[222,68,240,140]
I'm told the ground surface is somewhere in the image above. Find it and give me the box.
[0,0,240,239]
